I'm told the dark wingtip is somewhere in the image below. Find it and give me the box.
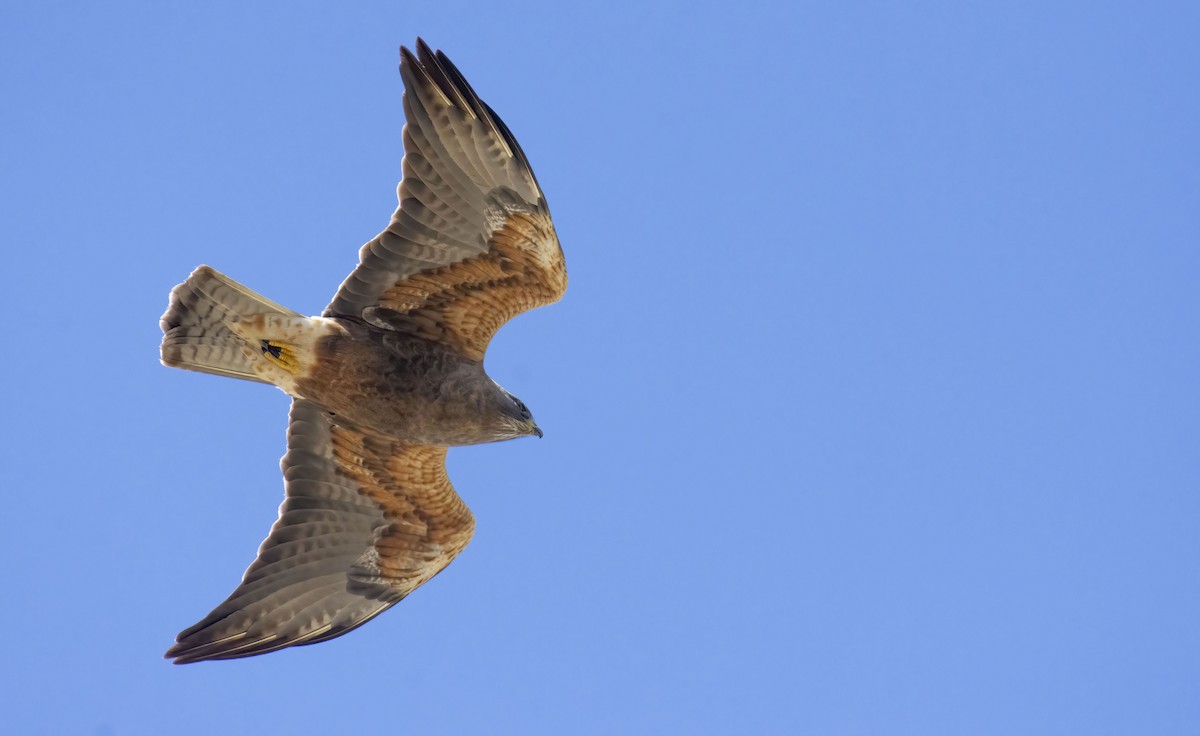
[398,43,418,71]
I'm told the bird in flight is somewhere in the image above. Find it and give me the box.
[158,39,566,664]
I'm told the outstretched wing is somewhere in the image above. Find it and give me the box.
[324,39,566,361]
[166,399,474,664]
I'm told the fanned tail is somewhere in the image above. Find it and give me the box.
[160,265,301,383]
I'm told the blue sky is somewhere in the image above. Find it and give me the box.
[2,1,1197,733]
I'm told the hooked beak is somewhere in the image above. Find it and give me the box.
[531,422,543,439]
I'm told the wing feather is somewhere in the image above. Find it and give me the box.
[165,399,474,664]
[324,39,565,359]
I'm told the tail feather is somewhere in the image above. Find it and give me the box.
[160,265,300,383]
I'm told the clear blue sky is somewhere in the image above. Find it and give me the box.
[2,1,1197,733]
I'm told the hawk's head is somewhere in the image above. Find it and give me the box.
[491,386,542,441]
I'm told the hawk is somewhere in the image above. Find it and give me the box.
[158,40,566,664]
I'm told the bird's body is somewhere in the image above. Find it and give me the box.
[157,40,565,664]
[231,309,519,444]
[299,321,508,445]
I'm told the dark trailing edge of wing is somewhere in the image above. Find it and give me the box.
[167,603,399,664]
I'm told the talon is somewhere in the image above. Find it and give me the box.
[260,340,300,374]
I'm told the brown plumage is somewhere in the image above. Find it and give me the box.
[158,39,565,663]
